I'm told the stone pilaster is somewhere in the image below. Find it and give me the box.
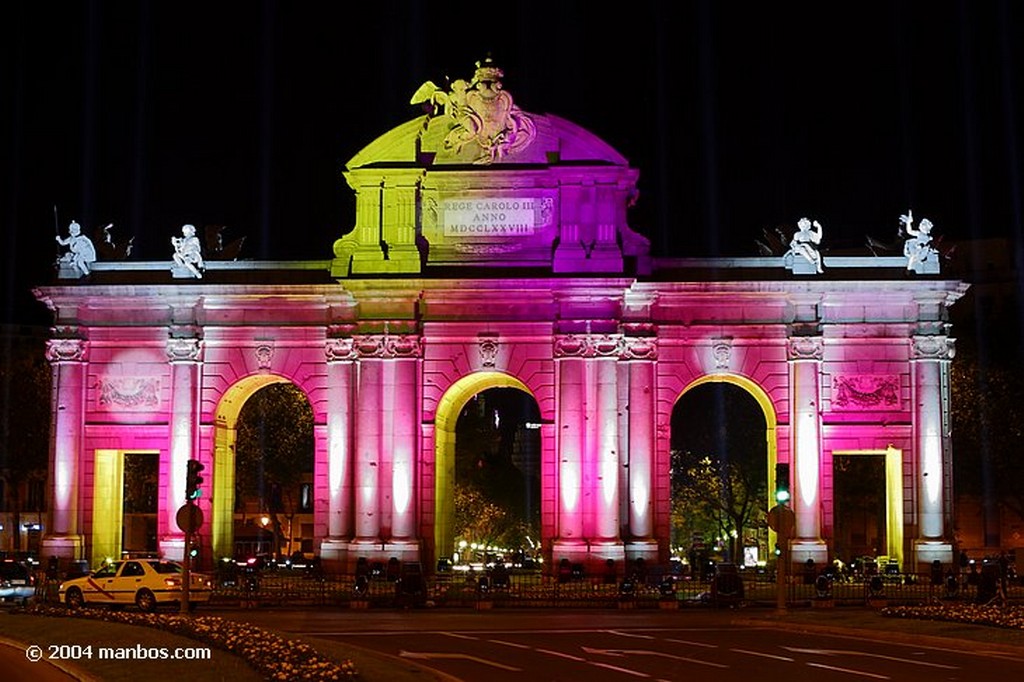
[41,338,88,563]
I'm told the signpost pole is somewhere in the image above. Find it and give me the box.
[776,527,787,613]
[182,515,192,613]
[176,500,203,614]
[767,504,795,614]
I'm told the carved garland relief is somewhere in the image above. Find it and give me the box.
[98,377,160,410]
[832,375,900,410]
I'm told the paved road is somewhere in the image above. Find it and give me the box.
[0,640,82,681]
[212,609,1024,682]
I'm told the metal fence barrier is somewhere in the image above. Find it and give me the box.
[193,567,1024,610]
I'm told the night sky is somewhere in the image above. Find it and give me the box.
[2,1,1023,326]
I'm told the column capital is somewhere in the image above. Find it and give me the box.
[325,337,357,362]
[166,338,203,363]
[353,333,421,358]
[787,335,823,361]
[621,335,657,360]
[45,338,88,363]
[911,335,955,361]
[553,333,623,358]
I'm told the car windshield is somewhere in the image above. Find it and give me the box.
[93,562,121,578]
[0,562,29,579]
[148,561,182,575]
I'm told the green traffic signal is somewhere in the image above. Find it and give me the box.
[774,462,790,505]
[186,459,205,501]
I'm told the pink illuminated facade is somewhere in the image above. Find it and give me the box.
[35,64,967,573]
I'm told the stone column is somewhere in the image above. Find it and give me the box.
[553,332,625,568]
[386,334,420,559]
[320,338,355,569]
[787,336,828,566]
[349,330,421,564]
[161,337,202,561]
[351,345,382,548]
[912,335,955,568]
[553,337,585,554]
[592,355,620,545]
[622,337,658,563]
[41,338,88,562]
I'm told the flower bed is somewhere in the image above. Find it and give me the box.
[17,605,357,681]
[882,604,1024,630]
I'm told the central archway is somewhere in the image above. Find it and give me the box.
[675,373,779,562]
[434,371,537,563]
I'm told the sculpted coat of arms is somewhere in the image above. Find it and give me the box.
[411,58,536,164]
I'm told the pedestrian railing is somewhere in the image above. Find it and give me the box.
[33,564,1021,611]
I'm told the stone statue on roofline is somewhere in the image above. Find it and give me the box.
[900,210,940,274]
[784,217,824,274]
[171,224,205,278]
[410,57,536,164]
[55,220,97,278]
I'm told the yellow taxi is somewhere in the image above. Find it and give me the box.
[59,558,213,612]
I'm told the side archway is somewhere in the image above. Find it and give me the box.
[433,371,537,563]
[210,374,305,560]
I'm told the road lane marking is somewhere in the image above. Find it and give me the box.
[588,661,651,677]
[665,638,718,648]
[731,648,794,662]
[488,639,531,649]
[806,661,890,679]
[582,647,728,669]
[783,647,958,669]
[605,630,656,639]
[441,632,479,641]
[536,648,586,662]
[399,650,521,671]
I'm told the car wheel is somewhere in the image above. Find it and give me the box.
[135,588,156,613]
[65,587,84,610]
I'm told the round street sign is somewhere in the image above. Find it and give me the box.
[767,504,795,535]
[176,503,204,533]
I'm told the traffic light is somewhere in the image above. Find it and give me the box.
[185,459,205,501]
[774,463,791,504]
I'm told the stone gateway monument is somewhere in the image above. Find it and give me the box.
[35,62,966,576]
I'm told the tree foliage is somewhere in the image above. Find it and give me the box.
[0,333,50,540]
[951,347,1024,520]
